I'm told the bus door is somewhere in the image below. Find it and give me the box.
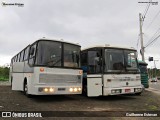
[87,50,103,97]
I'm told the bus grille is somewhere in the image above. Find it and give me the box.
[39,74,81,83]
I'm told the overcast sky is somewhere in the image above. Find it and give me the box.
[0,0,160,68]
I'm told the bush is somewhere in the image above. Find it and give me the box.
[0,67,9,81]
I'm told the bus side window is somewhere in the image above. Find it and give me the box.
[15,56,17,62]
[17,54,20,62]
[29,44,36,65]
[24,47,30,61]
[20,50,24,62]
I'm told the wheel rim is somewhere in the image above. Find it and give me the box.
[24,83,28,95]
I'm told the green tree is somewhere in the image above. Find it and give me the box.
[0,67,9,81]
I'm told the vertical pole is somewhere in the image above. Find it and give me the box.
[139,13,145,62]
[154,60,157,79]
[152,67,153,79]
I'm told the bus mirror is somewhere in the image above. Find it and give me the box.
[95,57,102,65]
[72,51,78,62]
[98,58,102,66]
[30,47,35,56]
[76,54,79,63]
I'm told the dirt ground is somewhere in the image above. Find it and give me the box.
[0,85,160,120]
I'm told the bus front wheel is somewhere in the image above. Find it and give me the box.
[135,92,142,95]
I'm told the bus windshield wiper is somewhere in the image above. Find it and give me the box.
[116,70,124,74]
[47,59,61,67]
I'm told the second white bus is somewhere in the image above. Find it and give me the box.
[81,45,143,97]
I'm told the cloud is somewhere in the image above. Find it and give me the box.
[0,0,160,66]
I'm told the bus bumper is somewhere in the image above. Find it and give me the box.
[30,85,82,95]
[103,85,143,96]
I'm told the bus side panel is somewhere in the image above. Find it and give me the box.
[26,74,35,95]
[13,62,24,72]
[12,62,24,91]
[9,66,12,84]
[87,75,102,97]
[24,61,34,73]
[12,73,24,91]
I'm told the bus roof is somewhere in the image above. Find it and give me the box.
[138,60,148,65]
[11,38,80,60]
[82,44,136,51]
[37,38,81,46]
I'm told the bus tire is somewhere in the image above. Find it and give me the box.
[82,84,87,96]
[24,81,32,98]
[11,77,13,88]
[135,92,142,95]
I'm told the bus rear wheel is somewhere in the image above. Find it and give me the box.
[11,77,13,88]
[24,82,32,97]
[82,84,87,96]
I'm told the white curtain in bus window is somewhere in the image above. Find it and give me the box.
[88,51,101,73]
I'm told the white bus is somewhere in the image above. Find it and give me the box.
[81,45,143,97]
[10,39,82,97]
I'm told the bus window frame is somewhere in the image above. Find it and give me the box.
[28,42,38,66]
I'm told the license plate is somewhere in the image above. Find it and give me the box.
[125,89,131,93]
[58,88,66,91]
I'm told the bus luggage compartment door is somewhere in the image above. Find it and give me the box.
[87,75,102,97]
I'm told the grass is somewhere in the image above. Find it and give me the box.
[148,105,158,111]
[0,76,9,81]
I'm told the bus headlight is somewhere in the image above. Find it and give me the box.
[134,88,142,92]
[49,88,54,92]
[69,87,82,92]
[44,88,48,92]
[39,87,54,93]
[111,89,121,94]
[74,88,78,92]
[69,88,73,92]
[78,87,82,91]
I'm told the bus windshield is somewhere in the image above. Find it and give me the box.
[64,44,80,68]
[124,50,138,70]
[104,49,138,72]
[36,41,80,68]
